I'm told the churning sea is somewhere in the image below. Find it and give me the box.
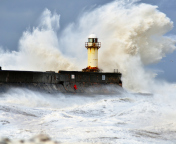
[0,86,176,144]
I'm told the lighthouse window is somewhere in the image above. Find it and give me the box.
[94,38,97,43]
[88,38,98,43]
[88,38,93,42]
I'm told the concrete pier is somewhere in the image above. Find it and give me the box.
[0,70,122,93]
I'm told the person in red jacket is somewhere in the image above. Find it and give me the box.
[74,84,77,90]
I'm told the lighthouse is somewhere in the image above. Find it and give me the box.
[82,34,101,72]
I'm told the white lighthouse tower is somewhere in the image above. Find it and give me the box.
[82,34,101,72]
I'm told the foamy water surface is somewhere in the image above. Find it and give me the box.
[0,87,176,144]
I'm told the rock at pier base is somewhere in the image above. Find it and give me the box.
[0,135,60,144]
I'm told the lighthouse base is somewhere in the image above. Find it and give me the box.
[82,66,101,72]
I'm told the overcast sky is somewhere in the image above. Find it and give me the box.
[0,0,176,82]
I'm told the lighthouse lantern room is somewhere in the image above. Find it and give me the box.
[82,34,101,72]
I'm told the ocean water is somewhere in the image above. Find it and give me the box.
[0,87,176,144]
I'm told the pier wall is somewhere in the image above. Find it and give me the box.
[0,70,122,93]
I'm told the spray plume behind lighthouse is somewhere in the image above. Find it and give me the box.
[82,34,101,72]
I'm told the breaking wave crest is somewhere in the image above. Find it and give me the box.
[0,9,77,72]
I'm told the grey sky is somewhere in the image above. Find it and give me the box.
[0,0,111,50]
[0,0,176,82]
